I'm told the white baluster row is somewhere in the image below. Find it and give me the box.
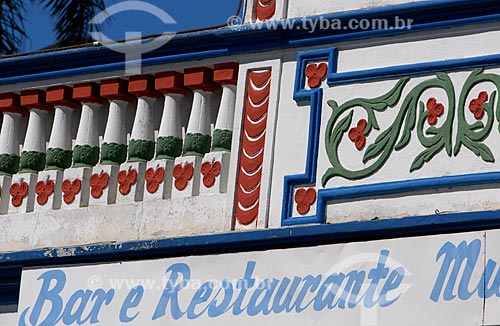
[0,63,239,215]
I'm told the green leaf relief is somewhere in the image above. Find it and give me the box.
[322,69,500,187]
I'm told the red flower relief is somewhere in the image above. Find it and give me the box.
[62,179,81,205]
[426,98,444,125]
[201,161,221,188]
[173,163,194,191]
[294,188,317,215]
[117,169,137,196]
[90,172,110,199]
[305,62,328,88]
[348,119,368,150]
[469,91,489,120]
[35,179,55,206]
[145,167,165,194]
[10,182,29,207]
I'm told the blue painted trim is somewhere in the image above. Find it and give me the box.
[0,0,498,85]
[2,209,500,265]
[282,50,500,226]
[328,54,500,86]
[2,208,500,306]
[282,49,337,224]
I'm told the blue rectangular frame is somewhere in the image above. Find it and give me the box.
[283,49,500,226]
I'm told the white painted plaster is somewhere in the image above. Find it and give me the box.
[287,0,422,19]
[0,176,12,215]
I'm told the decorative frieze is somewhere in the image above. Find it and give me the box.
[234,70,271,226]
[255,0,276,21]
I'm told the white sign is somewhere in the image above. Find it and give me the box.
[18,229,500,326]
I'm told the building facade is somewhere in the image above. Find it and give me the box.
[1,0,500,324]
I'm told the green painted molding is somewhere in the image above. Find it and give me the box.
[0,154,20,176]
[184,133,211,157]
[322,69,500,187]
[73,145,100,168]
[128,139,155,162]
[213,129,233,152]
[20,151,46,173]
[156,136,182,160]
[101,142,127,165]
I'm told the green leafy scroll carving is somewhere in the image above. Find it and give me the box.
[322,69,500,187]
[454,68,500,162]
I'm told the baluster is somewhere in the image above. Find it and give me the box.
[72,82,106,168]
[140,71,191,201]
[0,93,26,175]
[127,75,162,162]
[100,78,134,165]
[20,90,53,173]
[200,63,239,195]
[155,71,190,160]
[0,93,33,214]
[213,62,239,152]
[173,67,220,198]
[45,86,80,170]
[116,75,161,203]
[21,90,61,211]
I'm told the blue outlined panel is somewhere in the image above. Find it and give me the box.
[282,49,500,227]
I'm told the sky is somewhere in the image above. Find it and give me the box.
[22,0,243,52]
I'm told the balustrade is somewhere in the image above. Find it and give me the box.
[0,62,238,214]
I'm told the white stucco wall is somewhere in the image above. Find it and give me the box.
[287,0,425,19]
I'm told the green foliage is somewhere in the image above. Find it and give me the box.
[0,0,27,54]
[0,0,106,54]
